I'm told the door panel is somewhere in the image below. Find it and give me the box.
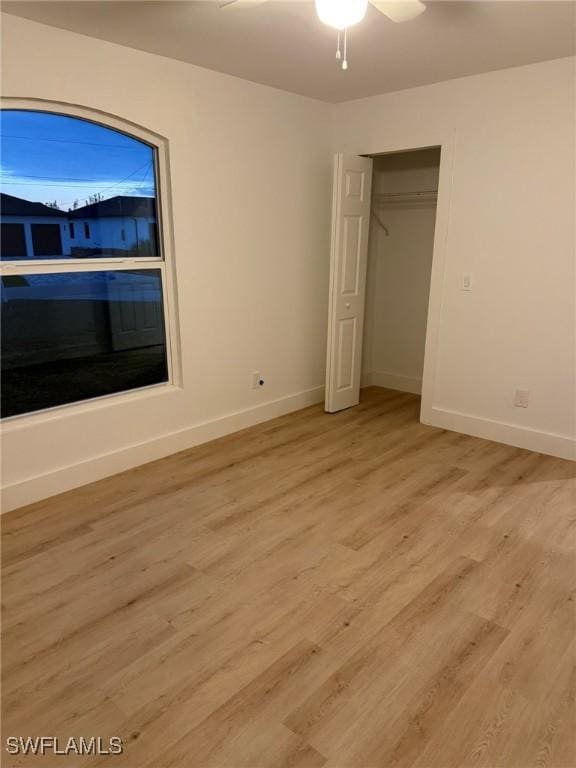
[325,154,373,413]
[341,216,362,294]
[344,168,368,201]
[31,223,63,257]
[336,316,357,391]
[1,223,27,259]
[108,272,165,351]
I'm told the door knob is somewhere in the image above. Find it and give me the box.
[345,302,351,308]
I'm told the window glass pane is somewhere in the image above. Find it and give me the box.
[1,110,160,260]
[1,270,168,418]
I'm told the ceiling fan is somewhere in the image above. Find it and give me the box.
[219,0,426,69]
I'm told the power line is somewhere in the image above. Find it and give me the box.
[1,161,154,208]
[58,161,154,207]
[1,172,144,182]
[0,134,147,150]
[1,179,153,188]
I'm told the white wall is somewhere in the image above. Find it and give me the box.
[336,56,576,459]
[76,216,155,252]
[0,13,333,510]
[363,148,440,394]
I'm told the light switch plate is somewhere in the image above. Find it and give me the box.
[514,388,530,408]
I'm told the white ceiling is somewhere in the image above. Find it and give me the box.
[3,1,575,102]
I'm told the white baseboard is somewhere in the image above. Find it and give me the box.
[1,386,325,513]
[5,385,572,513]
[361,371,373,387]
[425,405,575,461]
[363,370,422,395]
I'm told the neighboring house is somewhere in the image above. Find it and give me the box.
[0,193,157,260]
[0,193,71,259]
[69,196,158,256]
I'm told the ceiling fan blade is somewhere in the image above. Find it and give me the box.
[219,0,270,8]
[369,0,426,22]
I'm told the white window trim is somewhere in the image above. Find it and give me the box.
[0,97,182,423]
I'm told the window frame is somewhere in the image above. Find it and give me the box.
[0,97,182,422]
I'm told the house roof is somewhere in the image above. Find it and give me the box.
[1,193,66,217]
[70,196,156,219]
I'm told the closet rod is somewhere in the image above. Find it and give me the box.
[372,189,437,198]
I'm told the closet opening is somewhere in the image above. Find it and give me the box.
[363,147,441,398]
[324,145,446,419]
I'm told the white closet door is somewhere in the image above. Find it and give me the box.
[108,272,164,351]
[325,154,373,413]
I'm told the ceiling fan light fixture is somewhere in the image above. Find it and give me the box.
[315,0,368,30]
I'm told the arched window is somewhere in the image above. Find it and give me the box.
[0,103,177,418]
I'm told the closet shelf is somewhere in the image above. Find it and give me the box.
[371,190,438,205]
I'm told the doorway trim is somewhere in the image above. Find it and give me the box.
[360,132,456,426]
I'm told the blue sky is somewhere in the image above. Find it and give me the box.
[0,110,156,210]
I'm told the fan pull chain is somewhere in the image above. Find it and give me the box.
[335,28,349,70]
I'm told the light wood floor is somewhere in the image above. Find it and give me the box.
[2,388,575,767]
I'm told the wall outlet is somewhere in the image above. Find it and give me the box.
[251,371,265,389]
[461,272,473,291]
[514,388,530,408]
